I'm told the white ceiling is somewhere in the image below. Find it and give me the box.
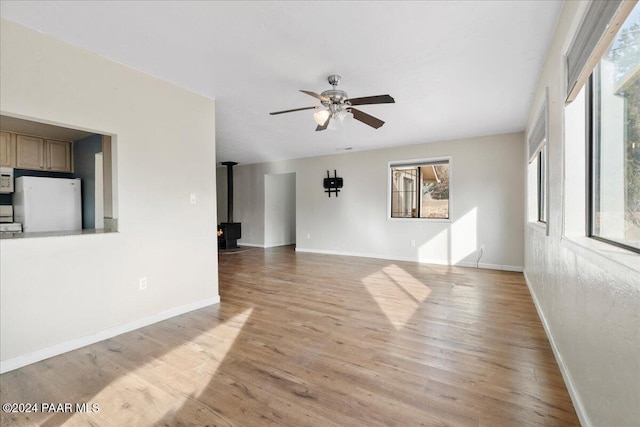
[0,1,562,165]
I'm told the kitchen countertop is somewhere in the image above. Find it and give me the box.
[0,229,117,240]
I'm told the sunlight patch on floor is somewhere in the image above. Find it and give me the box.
[66,308,253,426]
[362,265,431,330]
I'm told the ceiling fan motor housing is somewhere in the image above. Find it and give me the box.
[321,75,350,108]
[320,89,349,106]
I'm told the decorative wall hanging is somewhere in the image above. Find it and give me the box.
[323,170,343,197]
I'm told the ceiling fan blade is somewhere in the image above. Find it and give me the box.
[269,106,317,115]
[316,116,330,131]
[347,94,395,106]
[300,90,330,103]
[350,108,385,129]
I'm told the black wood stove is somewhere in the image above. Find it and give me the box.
[218,161,241,250]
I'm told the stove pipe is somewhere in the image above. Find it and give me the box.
[221,161,238,222]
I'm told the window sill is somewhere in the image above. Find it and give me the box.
[388,217,451,223]
[528,221,548,235]
[562,235,640,279]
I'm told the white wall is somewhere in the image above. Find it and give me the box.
[0,20,218,370]
[217,132,524,270]
[524,2,640,426]
[264,172,296,247]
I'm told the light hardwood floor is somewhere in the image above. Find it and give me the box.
[1,246,579,426]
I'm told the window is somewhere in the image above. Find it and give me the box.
[527,145,548,224]
[587,5,640,253]
[537,145,548,223]
[390,158,450,219]
[527,90,548,228]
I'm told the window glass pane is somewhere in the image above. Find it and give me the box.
[591,5,640,251]
[420,164,449,219]
[391,167,418,218]
[390,161,449,219]
[538,145,548,223]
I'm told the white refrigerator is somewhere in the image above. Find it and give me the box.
[14,176,82,233]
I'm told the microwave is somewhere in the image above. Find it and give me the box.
[0,167,14,193]
[0,168,13,193]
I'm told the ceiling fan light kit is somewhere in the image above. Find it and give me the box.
[270,75,395,131]
[313,108,330,126]
[338,110,354,123]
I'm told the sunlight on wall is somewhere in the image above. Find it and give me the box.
[416,207,478,265]
[417,228,449,262]
[451,207,477,264]
[362,265,431,330]
[66,308,253,425]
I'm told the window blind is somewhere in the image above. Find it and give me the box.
[528,93,547,162]
[565,0,628,102]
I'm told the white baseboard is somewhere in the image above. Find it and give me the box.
[295,247,523,272]
[238,242,295,249]
[523,272,591,427]
[264,242,295,248]
[0,295,220,374]
[454,260,523,272]
[237,242,266,248]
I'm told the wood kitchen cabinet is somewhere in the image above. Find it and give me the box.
[0,131,15,167]
[15,134,73,172]
[16,134,45,170]
[46,139,72,172]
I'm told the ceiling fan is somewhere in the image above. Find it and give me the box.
[269,75,395,131]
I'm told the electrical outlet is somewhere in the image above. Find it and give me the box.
[410,239,416,247]
[307,233,311,240]
[190,193,197,204]
[139,277,148,290]
[480,244,485,252]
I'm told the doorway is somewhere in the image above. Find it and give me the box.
[264,172,296,247]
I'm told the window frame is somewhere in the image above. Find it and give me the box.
[527,88,549,233]
[387,156,452,222]
[586,70,640,254]
[537,144,548,224]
